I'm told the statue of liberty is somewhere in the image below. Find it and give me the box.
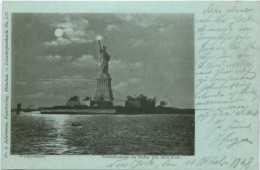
[98,40,110,74]
[91,39,114,103]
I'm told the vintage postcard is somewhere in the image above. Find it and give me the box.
[1,1,259,170]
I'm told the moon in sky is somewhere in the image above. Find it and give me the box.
[55,28,63,37]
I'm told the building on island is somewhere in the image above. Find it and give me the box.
[125,94,155,108]
[125,101,155,108]
[66,100,80,106]
[66,96,81,106]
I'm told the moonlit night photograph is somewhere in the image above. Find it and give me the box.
[11,13,194,155]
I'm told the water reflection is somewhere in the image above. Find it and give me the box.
[11,112,194,155]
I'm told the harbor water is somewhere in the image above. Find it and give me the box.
[11,112,194,155]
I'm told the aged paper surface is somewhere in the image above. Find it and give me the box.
[1,1,260,170]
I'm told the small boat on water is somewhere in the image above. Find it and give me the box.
[71,122,82,127]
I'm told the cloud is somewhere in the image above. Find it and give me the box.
[38,54,76,63]
[109,60,126,70]
[72,54,98,68]
[28,92,65,101]
[158,24,177,35]
[129,78,140,83]
[46,55,61,62]
[36,75,93,89]
[56,17,90,38]
[106,24,120,31]
[58,17,89,30]
[132,62,143,68]
[64,56,73,61]
[44,16,95,47]
[109,59,143,72]
[28,92,45,98]
[129,39,146,47]
[113,78,140,93]
[135,19,155,28]
[114,82,128,91]
[44,34,93,47]
[77,55,94,62]
[37,55,62,62]
[43,37,70,46]
[15,82,27,86]
[117,14,158,28]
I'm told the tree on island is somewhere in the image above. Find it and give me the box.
[66,96,81,106]
[159,101,167,107]
[83,96,91,101]
[68,96,80,102]
[126,94,156,106]
[136,94,148,101]
[126,95,135,101]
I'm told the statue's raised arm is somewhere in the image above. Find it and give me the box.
[98,40,102,53]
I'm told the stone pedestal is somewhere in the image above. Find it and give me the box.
[91,73,114,107]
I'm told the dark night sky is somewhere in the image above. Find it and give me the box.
[11,13,194,108]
